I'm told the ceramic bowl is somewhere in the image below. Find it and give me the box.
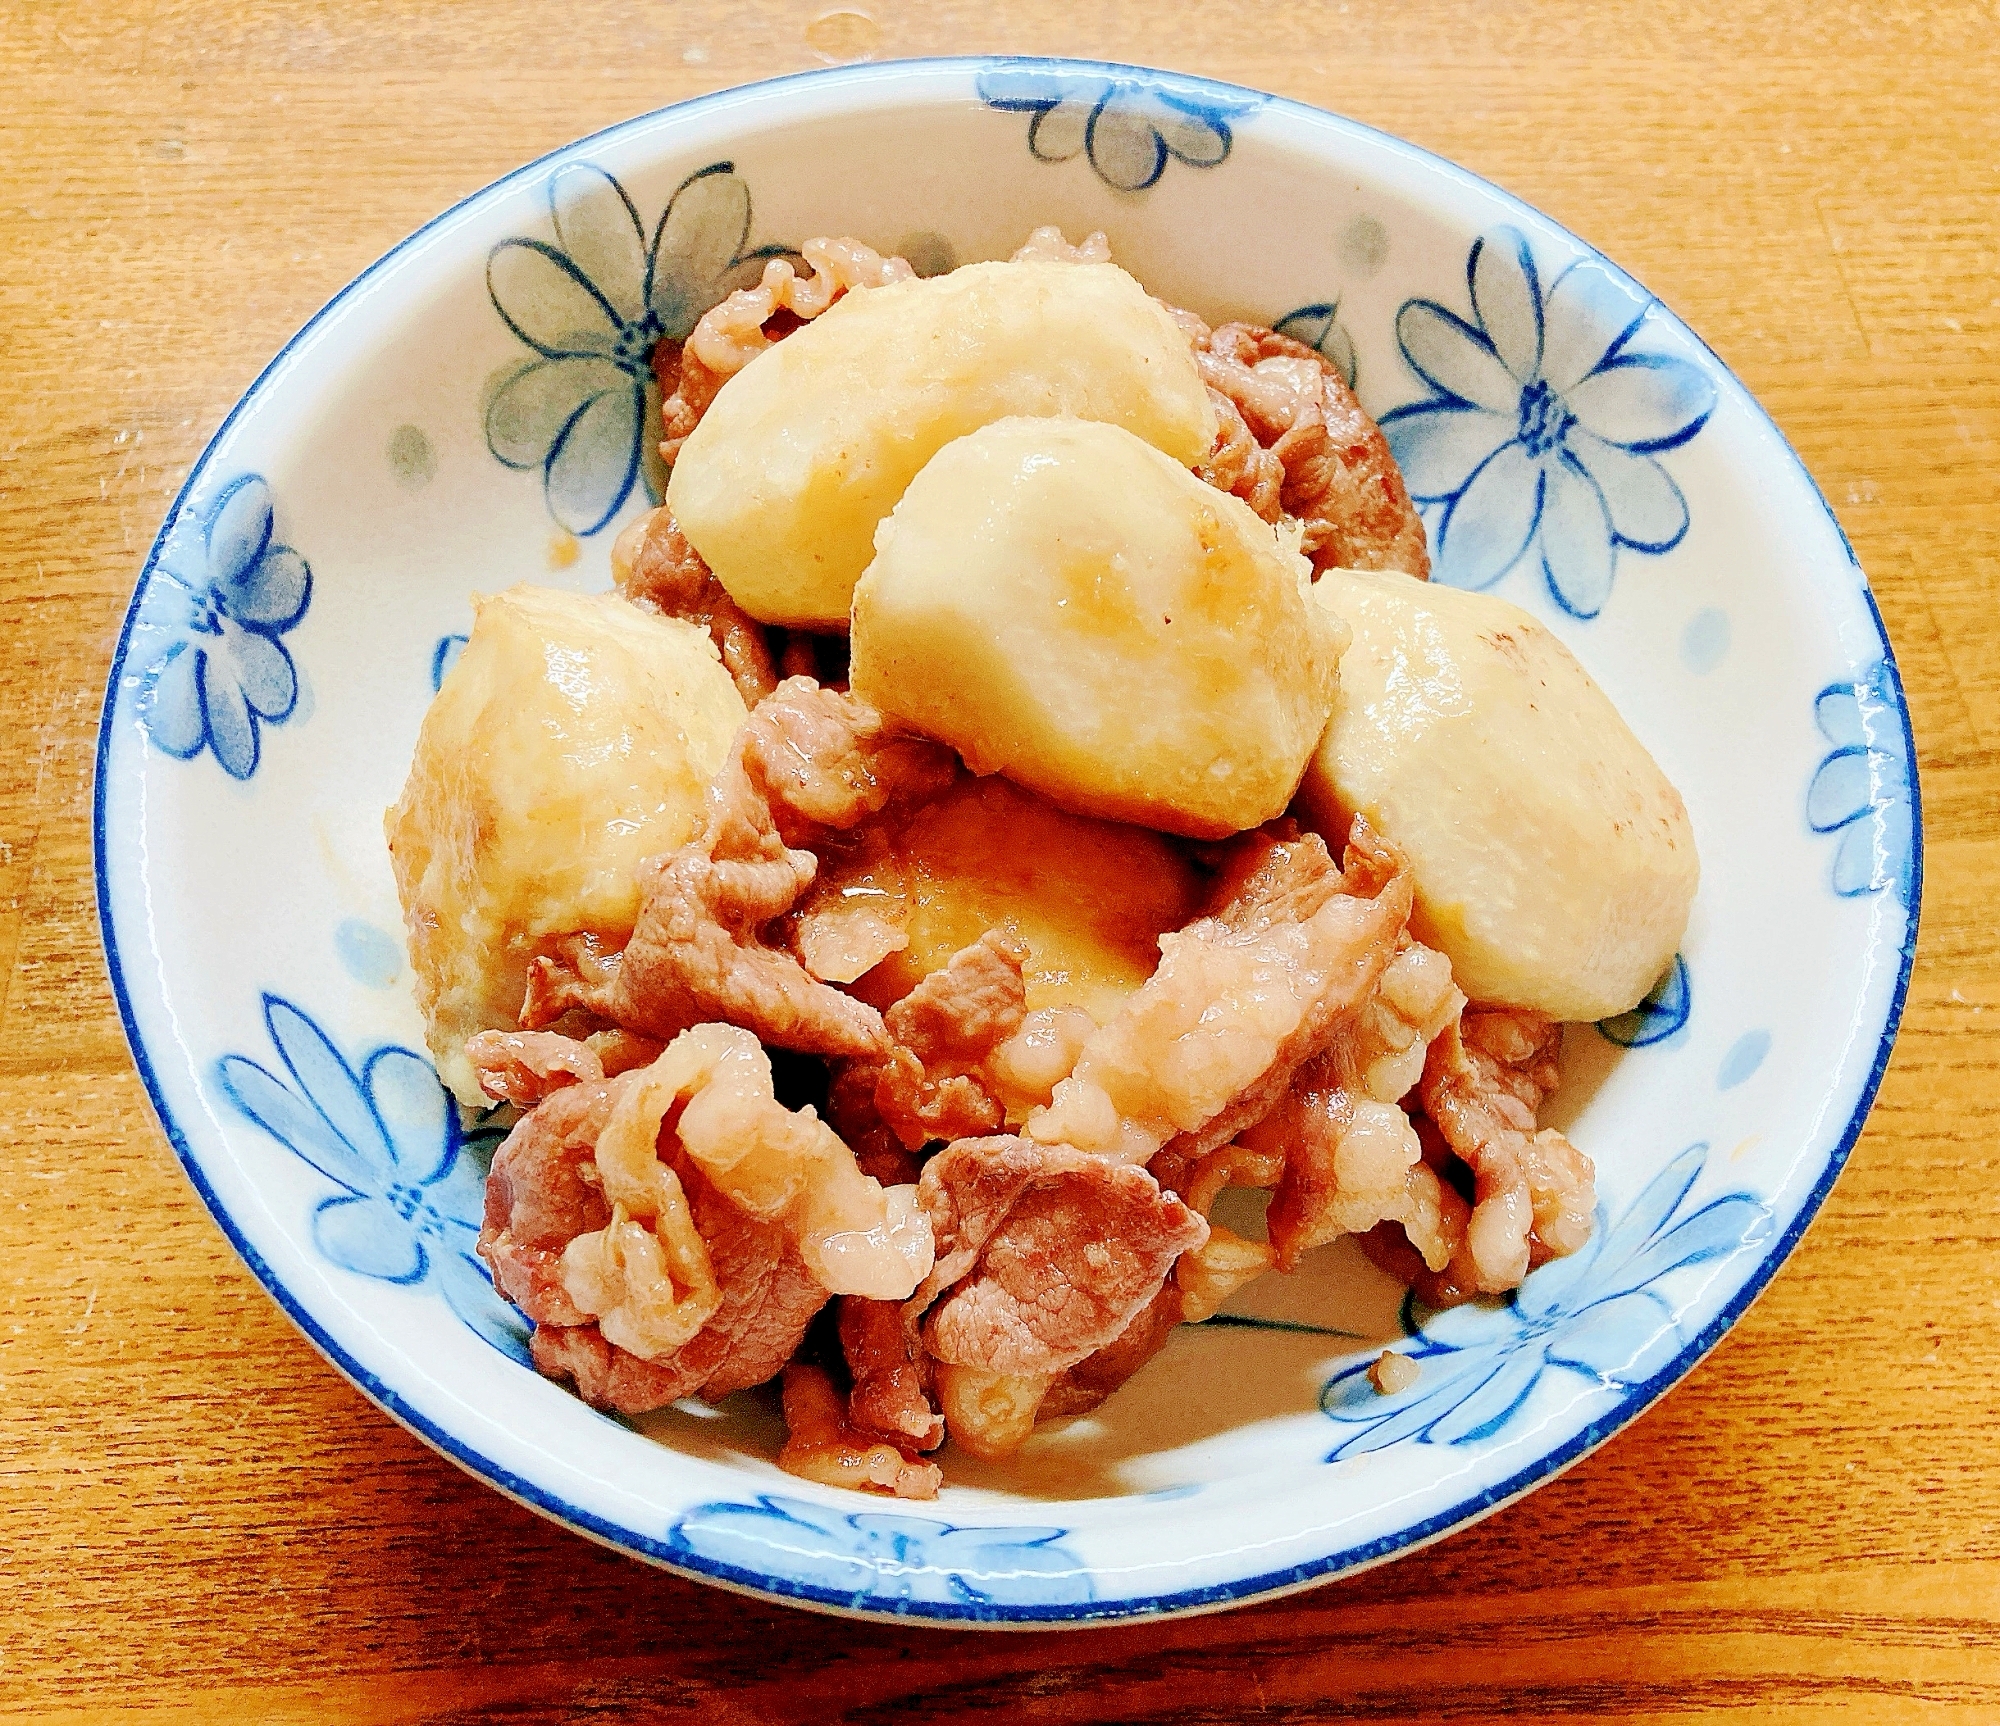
[95,58,1919,1623]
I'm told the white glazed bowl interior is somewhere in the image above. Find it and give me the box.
[96,59,1918,1623]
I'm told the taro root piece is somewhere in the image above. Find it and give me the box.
[1301,567,1698,1021]
[852,416,1346,839]
[669,260,1215,627]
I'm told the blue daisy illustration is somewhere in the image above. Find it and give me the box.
[1382,228,1715,617]
[1808,660,1916,909]
[1321,1145,1767,1458]
[485,161,787,535]
[669,1493,1093,1608]
[219,995,527,1363]
[135,474,311,781]
[977,61,1262,193]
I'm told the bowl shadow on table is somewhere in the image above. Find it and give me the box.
[633,1214,1414,1503]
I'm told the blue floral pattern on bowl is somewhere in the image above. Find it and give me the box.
[134,474,311,781]
[976,60,1262,192]
[1381,228,1715,617]
[485,161,788,536]
[1598,953,1692,1048]
[1809,660,1916,909]
[668,1493,1092,1609]
[1274,301,1358,389]
[218,995,528,1363]
[1320,1145,1769,1458]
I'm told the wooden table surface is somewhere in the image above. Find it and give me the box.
[5,1,1998,1718]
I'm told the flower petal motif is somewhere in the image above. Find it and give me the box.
[1321,1143,1770,1460]
[1469,229,1544,386]
[485,357,611,471]
[1564,354,1714,452]
[1540,259,1649,395]
[434,1243,532,1364]
[914,1522,1098,1602]
[138,643,206,759]
[1387,227,1708,611]
[225,626,298,722]
[1085,99,1170,194]
[218,995,527,1364]
[1589,1143,1705,1272]
[1840,796,1904,904]
[1272,302,1358,390]
[487,240,623,361]
[1421,1344,1546,1444]
[1807,747,1876,832]
[1830,811,1894,893]
[1538,452,1617,617]
[1833,815,1898,898]
[1844,664,1912,778]
[1395,301,1523,413]
[1438,440,1544,589]
[1596,953,1692,1049]
[365,1045,457,1187]
[1025,99,1090,165]
[544,378,646,537]
[219,1052,367,1192]
[269,996,393,1185]
[204,474,275,596]
[200,654,260,780]
[1565,430,1690,553]
[668,1493,1094,1607]
[1382,402,1510,502]
[221,540,309,632]
[1322,1345,1508,1457]
[648,163,773,338]
[1814,685,1868,751]
[315,1193,427,1283]
[549,163,650,327]
[1543,1288,1679,1383]
[1601,1193,1773,1302]
[1809,664,1917,908]
[1509,1229,1610,1327]
[1412,1293,1527,1353]
[1148,94,1232,167]
[976,61,1259,193]
[135,474,312,781]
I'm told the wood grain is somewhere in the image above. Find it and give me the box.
[3,0,1998,1716]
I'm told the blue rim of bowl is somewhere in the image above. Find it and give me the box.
[92,55,1923,1625]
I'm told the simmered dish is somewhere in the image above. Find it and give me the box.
[386,225,1698,1496]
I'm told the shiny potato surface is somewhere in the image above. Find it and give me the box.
[850,416,1348,839]
[1299,567,1699,1020]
